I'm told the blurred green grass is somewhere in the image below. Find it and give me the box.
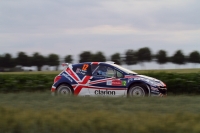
[1,92,200,113]
[1,92,200,133]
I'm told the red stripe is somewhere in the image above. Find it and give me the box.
[74,85,84,95]
[74,76,91,95]
[72,85,77,89]
[74,85,90,95]
[92,62,99,65]
[51,87,56,92]
[74,85,126,95]
[89,79,107,84]
[66,68,79,81]
[74,76,127,95]
[78,76,91,84]
[87,86,127,90]
[125,75,138,78]
[89,78,112,84]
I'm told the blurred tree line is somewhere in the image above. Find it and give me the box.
[0,47,200,71]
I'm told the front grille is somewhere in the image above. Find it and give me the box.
[158,88,167,95]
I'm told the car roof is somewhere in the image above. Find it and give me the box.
[74,61,114,65]
[70,62,137,75]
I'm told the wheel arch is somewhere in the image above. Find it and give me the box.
[56,82,74,94]
[127,81,151,96]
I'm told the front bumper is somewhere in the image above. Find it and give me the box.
[158,87,167,97]
[51,86,56,96]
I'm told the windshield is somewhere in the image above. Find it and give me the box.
[111,64,137,74]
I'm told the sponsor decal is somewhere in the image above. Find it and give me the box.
[62,73,73,82]
[106,80,126,86]
[82,64,89,71]
[94,90,115,95]
[76,68,81,73]
[112,80,122,86]
[107,80,112,85]
[81,70,87,75]
[76,68,87,75]
[122,81,126,86]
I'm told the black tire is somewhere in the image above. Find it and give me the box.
[57,84,73,96]
[128,84,148,97]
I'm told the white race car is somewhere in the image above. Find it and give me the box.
[51,62,167,97]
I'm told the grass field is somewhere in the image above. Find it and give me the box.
[1,92,200,133]
[1,68,200,75]
[1,68,200,132]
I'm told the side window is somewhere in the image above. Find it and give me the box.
[93,65,115,78]
[116,70,123,78]
[73,63,91,76]
[106,67,115,77]
[91,64,98,74]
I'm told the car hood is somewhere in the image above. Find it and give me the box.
[137,75,160,82]
[136,74,166,87]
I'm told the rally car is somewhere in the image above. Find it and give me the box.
[51,62,167,97]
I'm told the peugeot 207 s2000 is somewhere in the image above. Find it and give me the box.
[51,62,167,97]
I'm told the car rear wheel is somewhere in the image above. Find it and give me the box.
[128,84,148,97]
[57,84,73,95]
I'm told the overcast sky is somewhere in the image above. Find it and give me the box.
[0,0,200,61]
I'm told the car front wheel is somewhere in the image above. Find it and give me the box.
[128,84,148,97]
[57,84,73,95]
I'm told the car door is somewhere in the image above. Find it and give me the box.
[106,68,127,96]
[72,63,92,96]
[88,64,108,96]
[89,64,126,96]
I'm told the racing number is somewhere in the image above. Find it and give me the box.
[82,64,89,71]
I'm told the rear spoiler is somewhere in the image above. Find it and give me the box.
[61,63,73,70]
[62,63,69,67]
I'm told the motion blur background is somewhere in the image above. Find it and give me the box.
[0,0,200,71]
